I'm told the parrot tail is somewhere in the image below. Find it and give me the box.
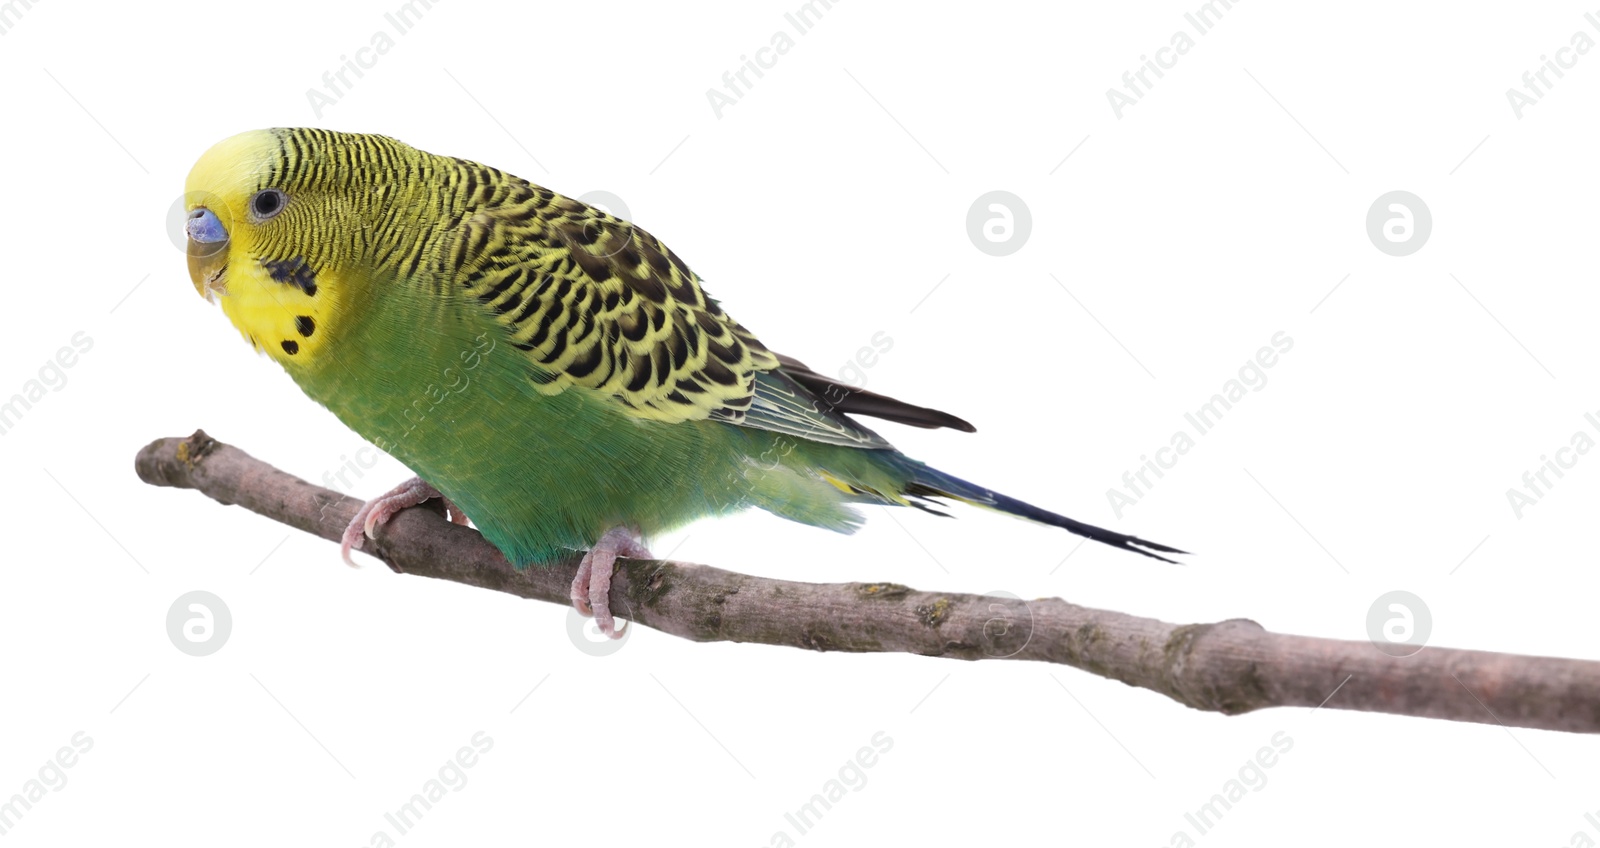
[901,464,1188,564]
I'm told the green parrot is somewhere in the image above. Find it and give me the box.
[183,128,1183,637]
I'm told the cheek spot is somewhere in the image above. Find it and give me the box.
[295,316,316,337]
[281,340,300,355]
[262,257,319,297]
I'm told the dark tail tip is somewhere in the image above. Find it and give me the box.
[990,491,1189,564]
[1113,535,1189,565]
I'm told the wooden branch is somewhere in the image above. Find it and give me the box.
[134,430,1600,734]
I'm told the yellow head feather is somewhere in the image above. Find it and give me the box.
[183,129,375,367]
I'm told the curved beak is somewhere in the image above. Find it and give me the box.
[186,207,230,300]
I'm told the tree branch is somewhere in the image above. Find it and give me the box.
[135,430,1600,734]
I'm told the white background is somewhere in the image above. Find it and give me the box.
[1,1,1596,844]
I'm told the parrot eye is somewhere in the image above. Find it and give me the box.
[250,189,287,221]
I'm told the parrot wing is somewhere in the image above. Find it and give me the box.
[452,186,970,448]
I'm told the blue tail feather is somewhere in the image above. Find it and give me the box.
[904,464,1187,564]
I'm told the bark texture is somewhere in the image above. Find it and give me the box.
[135,430,1600,733]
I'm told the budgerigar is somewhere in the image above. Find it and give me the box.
[182,128,1184,637]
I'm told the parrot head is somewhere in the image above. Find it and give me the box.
[183,128,419,366]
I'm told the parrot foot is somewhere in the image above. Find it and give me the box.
[571,526,652,639]
[341,476,469,568]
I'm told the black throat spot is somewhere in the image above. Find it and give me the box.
[262,257,318,297]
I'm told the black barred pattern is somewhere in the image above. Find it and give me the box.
[447,172,782,425]
[260,128,966,443]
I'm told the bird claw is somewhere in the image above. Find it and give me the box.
[570,526,652,639]
[339,477,466,567]
[340,522,367,567]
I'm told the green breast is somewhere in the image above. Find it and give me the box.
[290,278,761,565]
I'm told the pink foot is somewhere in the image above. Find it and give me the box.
[570,526,652,638]
[341,476,469,567]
